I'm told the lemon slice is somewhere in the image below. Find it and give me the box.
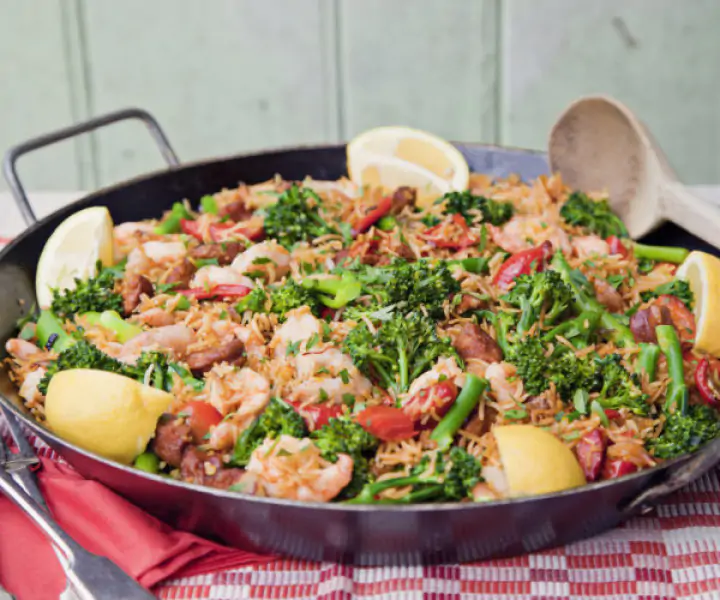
[494,425,586,497]
[45,369,173,464]
[35,206,115,309]
[675,250,720,357]
[347,126,470,208]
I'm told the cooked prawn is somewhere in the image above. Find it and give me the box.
[119,324,195,361]
[270,306,323,358]
[190,266,255,289]
[230,241,291,281]
[19,368,46,403]
[243,435,353,502]
[485,362,525,409]
[572,235,610,259]
[490,215,571,254]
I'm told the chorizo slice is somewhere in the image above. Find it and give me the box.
[152,416,192,468]
[185,338,246,376]
[122,274,154,315]
[163,259,197,289]
[630,305,672,343]
[452,322,503,363]
[592,278,624,313]
[180,447,245,489]
[189,242,243,266]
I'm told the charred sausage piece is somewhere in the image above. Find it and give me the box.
[185,338,245,376]
[391,186,417,214]
[630,304,672,343]
[452,322,503,363]
[163,259,197,288]
[152,416,192,468]
[123,274,154,315]
[220,200,254,222]
[180,447,245,489]
[189,241,243,266]
[592,279,624,313]
[456,293,485,315]
[575,429,607,482]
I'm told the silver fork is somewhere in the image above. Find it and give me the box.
[0,408,155,600]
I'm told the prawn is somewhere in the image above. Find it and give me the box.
[485,362,525,409]
[490,215,571,254]
[243,435,353,502]
[190,266,255,289]
[231,241,291,281]
[270,306,323,358]
[572,235,610,260]
[119,324,195,361]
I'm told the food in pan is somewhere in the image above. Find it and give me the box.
[5,128,720,504]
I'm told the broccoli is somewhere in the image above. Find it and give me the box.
[262,185,337,249]
[649,404,720,459]
[430,374,488,451]
[37,340,128,395]
[593,354,649,415]
[501,270,574,336]
[301,273,362,309]
[342,311,457,393]
[235,286,269,313]
[342,259,460,321]
[633,243,689,265]
[442,191,515,226]
[269,279,321,318]
[559,191,628,238]
[542,310,602,350]
[231,398,308,466]
[311,416,379,500]
[640,280,694,310]
[49,262,123,319]
[345,447,481,504]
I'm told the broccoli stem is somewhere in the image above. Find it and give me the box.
[542,310,600,345]
[636,343,660,382]
[301,274,362,308]
[36,311,75,352]
[552,252,635,347]
[344,474,429,504]
[633,243,689,264]
[133,452,160,474]
[656,325,688,414]
[200,195,219,214]
[430,374,488,452]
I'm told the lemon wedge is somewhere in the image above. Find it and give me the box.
[35,206,115,309]
[675,250,720,357]
[347,126,469,209]
[45,369,173,464]
[494,425,586,497]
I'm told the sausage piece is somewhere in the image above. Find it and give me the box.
[122,274,154,315]
[630,305,672,344]
[452,322,503,363]
[185,338,245,376]
[593,278,624,313]
[220,200,254,222]
[189,241,243,266]
[391,186,417,214]
[163,259,196,289]
[152,416,192,468]
[180,447,245,489]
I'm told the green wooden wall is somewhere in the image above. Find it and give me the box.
[1,0,718,194]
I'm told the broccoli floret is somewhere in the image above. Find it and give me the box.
[559,191,627,238]
[49,262,123,319]
[231,398,308,466]
[649,404,720,459]
[262,185,337,249]
[311,416,379,500]
[346,447,481,504]
[235,287,269,313]
[505,337,548,396]
[126,351,173,391]
[502,270,574,335]
[269,279,320,318]
[37,340,128,395]
[343,311,457,393]
[640,280,694,310]
[593,354,649,415]
[442,191,515,226]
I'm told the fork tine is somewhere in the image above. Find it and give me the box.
[0,406,47,510]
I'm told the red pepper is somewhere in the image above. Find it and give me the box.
[355,406,417,442]
[606,236,629,258]
[173,284,252,300]
[320,307,337,321]
[354,196,392,234]
[402,380,458,425]
[423,214,479,249]
[493,241,553,291]
[694,358,720,407]
[180,401,223,444]
[288,401,344,431]
[575,429,606,482]
[602,459,637,479]
[209,222,264,242]
[604,409,622,420]
[180,219,203,240]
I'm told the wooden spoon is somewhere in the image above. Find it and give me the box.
[548,94,720,246]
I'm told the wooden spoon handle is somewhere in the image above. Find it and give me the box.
[661,181,720,249]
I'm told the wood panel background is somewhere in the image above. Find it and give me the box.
[1,0,718,202]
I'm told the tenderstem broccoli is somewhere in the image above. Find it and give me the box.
[559,191,627,238]
[633,243,689,265]
[262,185,337,248]
[430,375,488,451]
[49,262,123,319]
[648,404,720,459]
[636,343,660,382]
[656,324,688,414]
[441,191,515,226]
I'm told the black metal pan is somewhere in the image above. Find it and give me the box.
[1,108,719,565]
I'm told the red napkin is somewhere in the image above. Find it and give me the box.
[0,458,275,600]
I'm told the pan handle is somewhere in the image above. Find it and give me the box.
[622,437,720,515]
[2,107,180,226]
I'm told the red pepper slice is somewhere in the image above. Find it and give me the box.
[493,241,553,291]
[694,358,720,407]
[604,408,622,420]
[355,406,417,442]
[287,401,345,431]
[180,401,223,444]
[354,196,393,234]
[209,221,264,243]
[602,459,637,479]
[402,380,458,425]
[423,214,479,249]
[173,284,252,300]
[606,236,629,258]
[180,219,203,240]
[575,429,606,482]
